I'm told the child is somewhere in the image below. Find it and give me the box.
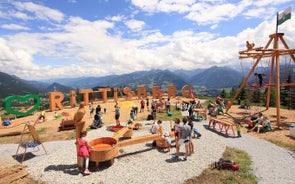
[193,128,202,138]
[89,103,94,117]
[77,131,92,174]
[130,109,135,121]
[237,122,242,137]
[174,118,181,146]
[163,132,172,152]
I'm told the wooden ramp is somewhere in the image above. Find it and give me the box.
[112,122,137,140]
[118,134,161,147]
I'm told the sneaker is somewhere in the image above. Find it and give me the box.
[172,155,179,159]
[183,157,187,161]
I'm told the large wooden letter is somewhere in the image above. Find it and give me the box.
[137,86,147,99]
[123,87,133,101]
[79,89,93,105]
[167,85,177,98]
[113,88,119,102]
[152,86,163,99]
[98,88,111,103]
[70,90,76,108]
[49,92,64,111]
[181,85,194,98]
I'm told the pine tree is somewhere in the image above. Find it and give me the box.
[220,89,226,98]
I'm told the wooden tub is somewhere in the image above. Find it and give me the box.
[89,137,119,167]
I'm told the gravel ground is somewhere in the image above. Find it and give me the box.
[1,119,294,184]
[224,133,295,184]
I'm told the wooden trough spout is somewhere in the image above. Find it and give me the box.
[112,122,136,140]
[118,134,162,147]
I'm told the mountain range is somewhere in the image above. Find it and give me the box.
[0,66,245,99]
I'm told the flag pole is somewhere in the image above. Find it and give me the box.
[276,12,278,34]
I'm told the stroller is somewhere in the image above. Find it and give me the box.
[90,113,103,129]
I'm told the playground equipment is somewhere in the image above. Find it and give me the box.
[59,119,75,131]
[15,122,47,163]
[88,121,172,167]
[227,33,295,128]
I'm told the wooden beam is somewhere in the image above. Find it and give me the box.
[118,134,162,147]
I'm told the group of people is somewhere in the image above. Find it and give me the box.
[173,116,195,161]
[247,112,271,133]
[150,116,200,161]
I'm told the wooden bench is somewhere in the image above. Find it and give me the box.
[59,119,75,131]
[209,117,236,136]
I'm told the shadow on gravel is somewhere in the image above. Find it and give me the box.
[116,147,155,160]
[165,152,187,163]
[203,124,237,139]
[44,164,81,176]
[13,152,42,163]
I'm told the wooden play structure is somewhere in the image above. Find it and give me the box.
[208,117,236,137]
[59,119,75,131]
[0,121,28,137]
[87,121,173,167]
[15,123,47,163]
[227,33,295,128]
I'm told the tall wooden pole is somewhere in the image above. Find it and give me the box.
[275,54,281,127]
[266,56,275,109]
[272,34,281,128]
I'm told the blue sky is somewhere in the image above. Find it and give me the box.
[0,0,295,80]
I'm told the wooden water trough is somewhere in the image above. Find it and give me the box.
[88,122,171,167]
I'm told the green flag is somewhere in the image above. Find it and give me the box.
[278,7,292,25]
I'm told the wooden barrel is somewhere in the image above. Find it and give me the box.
[89,137,119,166]
[156,138,168,148]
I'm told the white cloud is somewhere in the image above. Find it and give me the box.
[106,15,125,22]
[132,0,195,13]
[254,0,293,7]
[125,19,145,32]
[0,0,295,80]
[186,2,244,25]
[1,24,30,31]
[12,1,64,22]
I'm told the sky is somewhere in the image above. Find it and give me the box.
[0,0,295,80]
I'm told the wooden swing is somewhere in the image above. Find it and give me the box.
[15,123,47,163]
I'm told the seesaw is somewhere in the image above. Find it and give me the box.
[88,121,173,167]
